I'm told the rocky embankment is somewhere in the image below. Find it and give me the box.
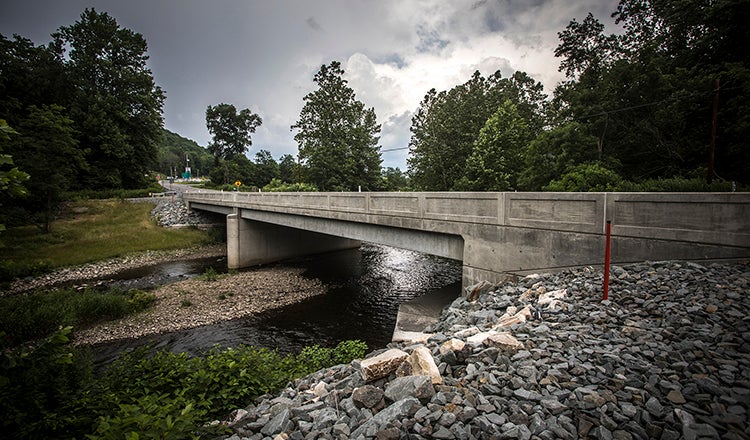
[220,260,749,440]
[150,196,218,227]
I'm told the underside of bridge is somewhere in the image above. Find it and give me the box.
[225,209,465,273]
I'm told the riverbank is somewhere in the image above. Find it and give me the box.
[2,243,227,295]
[73,266,327,346]
[219,260,750,439]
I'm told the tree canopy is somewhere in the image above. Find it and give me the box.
[407,71,547,191]
[292,61,382,191]
[205,103,262,161]
[51,8,165,189]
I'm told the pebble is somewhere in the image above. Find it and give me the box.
[217,260,750,439]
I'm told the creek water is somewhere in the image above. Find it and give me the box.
[89,243,462,366]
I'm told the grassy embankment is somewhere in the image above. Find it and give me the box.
[1,199,213,272]
[0,199,216,344]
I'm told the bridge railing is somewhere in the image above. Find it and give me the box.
[183,191,750,248]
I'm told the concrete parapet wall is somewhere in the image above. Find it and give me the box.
[185,192,750,286]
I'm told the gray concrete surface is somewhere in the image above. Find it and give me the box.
[184,191,750,286]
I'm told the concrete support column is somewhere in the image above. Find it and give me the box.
[226,212,361,269]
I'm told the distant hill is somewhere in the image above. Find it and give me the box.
[155,129,214,179]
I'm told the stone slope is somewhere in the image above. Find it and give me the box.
[221,260,749,440]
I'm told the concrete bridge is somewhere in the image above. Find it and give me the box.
[183,191,750,287]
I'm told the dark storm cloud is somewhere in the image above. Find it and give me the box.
[0,0,622,170]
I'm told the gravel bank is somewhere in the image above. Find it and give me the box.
[220,260,750,440]
[2,244,227,296]
[73,267,327,346]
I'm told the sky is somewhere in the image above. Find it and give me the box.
[1,0,620,170]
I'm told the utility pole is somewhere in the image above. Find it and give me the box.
[708,78,720,184]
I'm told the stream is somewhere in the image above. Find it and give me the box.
[89,243,463,366]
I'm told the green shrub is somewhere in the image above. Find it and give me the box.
[0,287,156,345]
[296,340,368,375]
[0,327,95,439]
[0,259,52,282]
[262,178,319,192]
[0,333,367,439]
[128,289,156,311]
[544,163,623,192]
[616,176,746,192]
[200,267,219,281]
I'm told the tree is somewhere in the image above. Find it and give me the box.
[291,61,382,191]
[11,105,83,232]
[519,122,600,190]
[381,167,410,191]
[457,101,531,191]
[205,103,262,161]
[553,0,750,185]
[251,149,280,188]
[51,9,165,189]
[407,70,547,191]
[278,154,297,183]
[0,120,29,242]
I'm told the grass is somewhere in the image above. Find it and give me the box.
[0,287,156,345]
[1,199,215,271]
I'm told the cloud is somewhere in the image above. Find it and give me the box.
[0,0,622,170]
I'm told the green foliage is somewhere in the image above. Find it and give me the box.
[0,327,95,439]
[0,259,52,283]
[9,104,84,232]
[544,163,623,192]
[52,9,165,189]
[200,267,219,281]
[407,71,547,191]
[0,328,367,439]
[0,287,156,345]
[278,154,298,183]
[63,182,165,201]
[205,103,262,161]
[87,393,217,440]
[380,167,410,191]
[296,340,368,375]
[617,176,746,192]
[552,0,750,185]
[292,61,383,191]
[458,100,531,191]
[0,120,30,245]
[520,122,600,190]
[127,289,156,311]
[262,178,319,192]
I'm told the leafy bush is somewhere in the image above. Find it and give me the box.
[200,267,219,281]
[296,340,368,375]
[0,259,52,283]
[0,327,94,439]
[127,289,156,311]
[0,335,367,439]
[0,287,156,345]
[63,183,165,201]
[262,178,319,192]
[544,163,623,192]
[616,176,746,192]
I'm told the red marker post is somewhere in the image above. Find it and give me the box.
[603,220,612,300]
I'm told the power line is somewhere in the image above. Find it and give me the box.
[380,146,410,152]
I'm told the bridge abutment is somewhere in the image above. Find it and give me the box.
[226,212,361,269]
